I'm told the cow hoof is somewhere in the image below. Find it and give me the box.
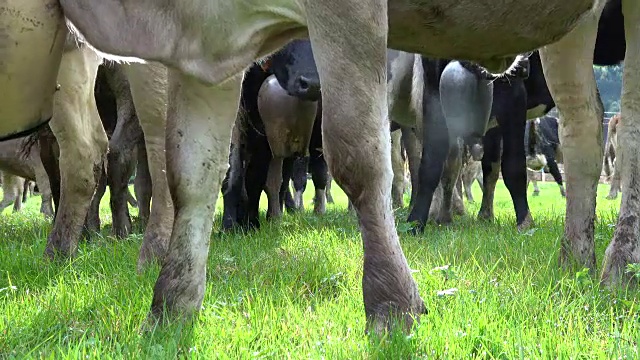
[532,191,540,197]
[517,213,535,232]
[477,211,494,222]
[606,194,618,200]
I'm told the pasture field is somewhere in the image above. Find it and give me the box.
[0,180,637,359]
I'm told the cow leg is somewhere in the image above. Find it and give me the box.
[325,174,334,204]
[34,157,54,218]
[291,156,309,210]
[402,127,422,209]
[462,163,477,203]
[243,146,271,230]
[0,173,17,213]
[126,63,174,271]
[150,70,240,320]
[310,150,329,214]
[540,7,603,270]
[602,0,640,286]
[282,157,297,213]
[134,143,152,228]
[279,157,295,214]
[22,181,30,204]
[407,65,449,232]
[528,169,541,196]
[45,46,107,259]
[84,169,107,235]
[391,130,405,208]
[222,141,246,230]
[606,161,622,199]
[265,157,284,220]
[39,126,60,216]
[306,0,424,333]
[13,178,25,212]
[430,144,463,224]
[478,129,501,221]
[544,152,566,197]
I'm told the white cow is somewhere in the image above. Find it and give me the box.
[3,0,639,334]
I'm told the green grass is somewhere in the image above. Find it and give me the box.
[0,180,637,359]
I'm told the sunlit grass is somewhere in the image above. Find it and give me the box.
[0,179,636,358]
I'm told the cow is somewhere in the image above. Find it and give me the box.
[525,115,566,197]
[4,0,633,334]
[604,112,621,199]
[222,40,321,230]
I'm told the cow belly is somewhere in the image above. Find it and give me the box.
[388,0,598,67]
[0,0,66,139]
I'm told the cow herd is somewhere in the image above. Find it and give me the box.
[0,0,638,335]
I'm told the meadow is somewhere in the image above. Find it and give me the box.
[0,180,637,359]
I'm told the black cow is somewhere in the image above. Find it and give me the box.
[477,0,624,226]
[221,39,322,231]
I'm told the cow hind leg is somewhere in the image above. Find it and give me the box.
[540,6,603,270]
[306,0,424,334]
[391,130,405,208]
[478,130,501,221]
[150,71,241,320]
[602,0,640,287]
[134,142,152,228]
[126,62,174,271]
[45,46,108,259]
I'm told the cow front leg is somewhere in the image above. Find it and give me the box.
[540,6,603,271]
[527,169,541,196]
[305,0,424,334]
[45,46,107,259]
[150,70,240,320]
[309,152,329,214]
[134,142,152,228]
[602,0,640,286]
[125,62,175,271]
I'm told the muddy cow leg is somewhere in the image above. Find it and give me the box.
[45,46,108,259]
[84,168,107,236]
[13,177,25,212]
[134,142,152,228]
[391,130,405,208]
[496,84,533,230]
[125,62,174,271]
[306,0,424,333]
[602,0,640,286]
[540,5,603,270]
[478,128,501,221]
[150,71,241,320]
[430,143,463,224]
